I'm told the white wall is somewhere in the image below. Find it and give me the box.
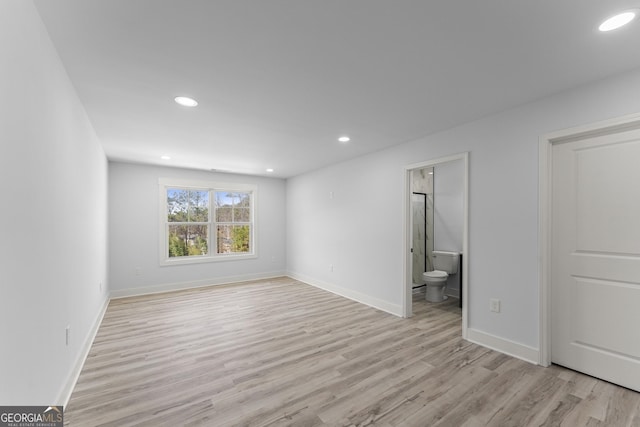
[287,66,640,352]
[109,162,286,296]
[433,160,464,297]
[286,153,405,315]
[0,1,108,405]
[433,161,464,253]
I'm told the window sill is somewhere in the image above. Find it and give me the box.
[160,252,257,266]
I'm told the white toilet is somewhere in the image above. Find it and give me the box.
[423,251,459,302]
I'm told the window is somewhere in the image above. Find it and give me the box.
[159,179,256,265]
[214,191,251,254]
[167,188,210,257]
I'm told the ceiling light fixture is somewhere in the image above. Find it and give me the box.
[160,155,171,160]
[599,10,637,32]
[266,168,274,173]
[338,136,350,143]
[174,96,198,107]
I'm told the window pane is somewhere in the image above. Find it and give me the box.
[168,225,209,257]
[167,188,189,222]
[215,191,251,223]
[188,190,209,222]
[216,207,232,222]
[168,188,209,222]
[216,192,251,208]
[235,192,251,208]
[215,191,232,209]
[217,225,250,254]
[215,191,233,222]
[234,208,250,222]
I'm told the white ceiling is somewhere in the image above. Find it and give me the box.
[34,0,640,178]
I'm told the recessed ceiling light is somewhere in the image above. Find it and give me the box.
[174,96,198,107]
[338,136,350,143]
[599,10,637,32]
[160,155,171,160]
[266,168,274,173]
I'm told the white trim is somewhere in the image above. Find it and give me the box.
[538,111,640,367]
[403,152,469,339]
[462,153,469,339]
[161,252,258,266]
[404,152,469,172]
[541,111,640,143]
[445,287,460,299]
[538,135,551,366]
[110,271,286,299]
[56,296,109,407]
[402,168,412,318]
[288,271,403,317]
[467,328,539,365]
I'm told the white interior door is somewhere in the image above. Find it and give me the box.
[551,127,640,391]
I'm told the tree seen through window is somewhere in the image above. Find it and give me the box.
[166,188,251,258]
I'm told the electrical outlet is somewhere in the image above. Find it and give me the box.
[135,267,141,276]
[490,298,501,313]
[329,191,334,199]
[65,325,70,346]
[329,264,334,272]
[99,281,103,292]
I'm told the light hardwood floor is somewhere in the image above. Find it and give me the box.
[65,277,640,426]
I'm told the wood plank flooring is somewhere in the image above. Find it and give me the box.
[64,277,640,426]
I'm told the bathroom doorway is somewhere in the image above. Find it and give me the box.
[403,153,469,339]
[411,170,434,286]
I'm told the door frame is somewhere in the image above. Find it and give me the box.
[538,112,640,366]
[402,152,469,340]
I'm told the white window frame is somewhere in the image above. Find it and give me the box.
[158,178,258,266]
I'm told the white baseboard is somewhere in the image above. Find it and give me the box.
[110,271,287,299]
[288,271,403,317]
[445,288,460,298]
[466,328,539,365]
[57,296,109,407]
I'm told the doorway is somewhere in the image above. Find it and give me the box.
[411,173,434,287]
[539,113,640,391]
[403,152,469,340]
